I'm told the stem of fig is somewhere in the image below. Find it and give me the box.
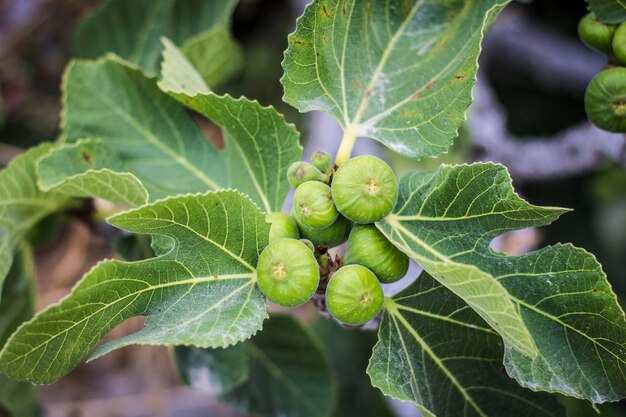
[336,126,357,166]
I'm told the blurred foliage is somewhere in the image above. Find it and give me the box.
[313,318,395,417]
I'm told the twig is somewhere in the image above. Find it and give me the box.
[470,75,626,180]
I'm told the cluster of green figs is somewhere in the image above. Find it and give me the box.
[257,152,409,326]
[578,13,626,133]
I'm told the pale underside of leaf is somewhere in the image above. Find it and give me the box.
[378,163,626,402]
[367,273,565,417]
[281,0,509,159]
[0,190,270,384]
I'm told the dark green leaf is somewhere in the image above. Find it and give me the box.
[0,249,41,417]
[378,163,626,402]
[0,144,69,294]
[177,316,337,417]
[0,190,269,384]
[586,0,626,24]
[368,272,565,417]
[55,56,300,212]
[74,0,240,83]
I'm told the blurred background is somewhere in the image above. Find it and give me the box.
[0,0,625,416]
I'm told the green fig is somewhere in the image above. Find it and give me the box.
[292,181,338,229]
[585,67,626,133]
[297,214,351,248]
[612,22,626,64]
[266,212,299,242]
[256,238,320,307]
[287,161,323,188]
[326,265,384,325]
[331,155,397,224]
[311,151,333,173]
[300,239,315,253]
[578,13,617,56]
[343,224,409,283]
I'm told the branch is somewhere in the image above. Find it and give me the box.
[470,76,626,180]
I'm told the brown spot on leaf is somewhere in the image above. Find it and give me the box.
[426,81,435,89]
[321,5,330,17]
[411,91,421,100]
[81,151,92,165]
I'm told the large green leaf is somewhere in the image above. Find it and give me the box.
[158,38,302,212]
[37,139,148,207]
[368,272,565,417]
[281,0,508,159]
[74,0,241,83]
[176,315,336,417]
[377,163,626,402]
[586,0,626,24]
[0,144,69,294]
[56,56,300,212]
[0,248,41,417]
[0,190,269,384]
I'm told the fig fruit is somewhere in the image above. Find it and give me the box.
[326,265,384,325]
[266,212,299,242]
[292,181,338,229]
[297,214,351,248]
[331,155,397,223]
[585,67,626,133]
[343,224,409,283]
[256,238,320,307]
[300,239,315,253]
[612,22,626,64]
[311,151,333,173]
[287,161,323,188]
[578,13,616,56]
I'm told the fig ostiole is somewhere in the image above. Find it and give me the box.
[343,224,409,284]
[297,214,351,248]
[287,161,324,188]
[325,264,384,326]
[311,150,333,173]
[256,238,320,307]
[292,181,338,229]
[578,13,617,56]
[585,67,626,133]
[266,212,299,242]
[331,155,397,224]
